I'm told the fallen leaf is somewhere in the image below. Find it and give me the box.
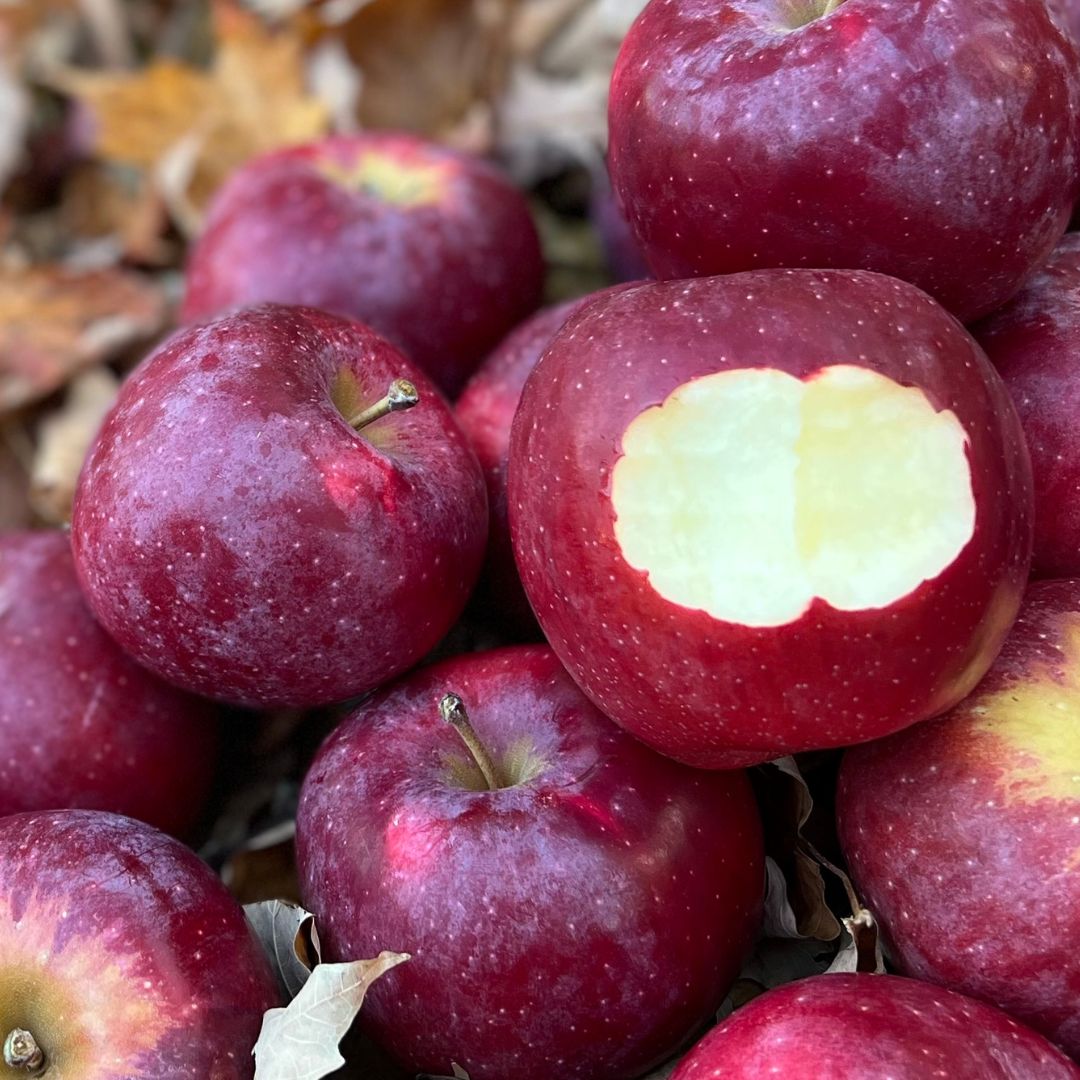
[252,951,410,1080]
[245,898,321,1000]
[753,757,842,942]
[29,365,118,523]
[0,55,29,194]
[53,4,330,232]
[826,908,886,975]
[0,421,33,529]
[0,263,167,413]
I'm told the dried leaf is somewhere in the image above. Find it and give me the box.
[245,899,321,1000]
[753,758,842,942]
[252,951,410,1080]
[826,909,886,975]
[54,5,329,231]
[0,421,33,529]
[29,365,118,524]
[0,263,167,412]
[0,56,29,194]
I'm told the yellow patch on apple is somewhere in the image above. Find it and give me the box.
[0,890,172,1072]
[317,151,450,207]
[611,365,976,626]
[965,618,1080,806]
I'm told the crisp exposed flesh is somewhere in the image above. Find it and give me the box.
[611,365,975,627]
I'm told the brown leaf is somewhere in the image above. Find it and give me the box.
[54,4,329,232]
[0,264,167,413]
[0,56,30,194]
[753,757,842,942]
[0,421,33,530]
[245,899,321,1000]
[29,365,118,524]
[310,0,510,144]
[252,951,410,1080]
[826,909,886,975]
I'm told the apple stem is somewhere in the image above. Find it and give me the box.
[439,693,504,791]
[347,379,419,431]
[3,1029,45,1075]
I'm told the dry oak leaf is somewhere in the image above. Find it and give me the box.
[245,898,321,1001]
[54,4,329,232]
[252,951,409,1080]
[0,264,166,412]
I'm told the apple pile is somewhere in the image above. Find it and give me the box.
[7,0,1080,1076]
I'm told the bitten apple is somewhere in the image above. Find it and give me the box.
[296,646,764,1080]
[72,304,488,708]
[510,271,1033,768]
[609,0,1080,322]
[0,810,278,1079]
[0,530,219,836]
[973,233,1080,576]
[669,975,1080,1079]
[182,134,544,395]
[838,579,1080,1056]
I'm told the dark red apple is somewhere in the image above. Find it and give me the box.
[181,133,544,395]
[608,0,1080,322]
[670,975,1080,1079]
[510,271,1033,768]
[838,579,1080,1056]
[0,529,219,836]
[0,809,278,1079]
[455,286,637,634]
[973,233,1080,576]
[296,645,764,1080]
[72,304,488,709]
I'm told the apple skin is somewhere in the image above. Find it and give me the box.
[0,809,278,1079]
[608,0,1080,323]
[0,530,219,837]
[295,645,764,1080]
[455,286,638,635]
[71,304,488,709]
[669,974,1080,1079]
[181,133,544,396]
[972,233,1080,577]
[838,579,1080,1056]
[509,270,1033,768]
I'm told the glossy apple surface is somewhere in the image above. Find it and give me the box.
[609,0,1080,322]
[0,530,219,836]
[455,287,636,634]
[181,134,544,395]
[510,271,1033,768]
[838,579,1080,1056]
[670,975,1080,1079]
[296,646,764,1080]
[0,810,277,1079]
[973,234,1080,576]
[72,304,488,708]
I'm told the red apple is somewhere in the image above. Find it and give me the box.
[670,975,1080,1079]
[608,0,1080,322]
[973,233,1080,577]
[295,645,764,1080]
[72,304,488,708]
[455,286,637,635]
[838,578,1080,1056]
[0,809,278,1079]
[0,529,219,836]
[181,133,544,396]
[509,271,1033,768]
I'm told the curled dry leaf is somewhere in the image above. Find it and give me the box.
[252,951,410,1080]
[753,757,842,942]
[0,56,29,194]
[53,4,329,233]
[245,898,321,1000]
[29,365,118,524]
[0,263,167,413]
[825,908,886,976]
[0,422,33,529]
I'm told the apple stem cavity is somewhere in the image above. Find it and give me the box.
[348,378,419,431]
[3,1029,46,1075]
[439,692,505,791]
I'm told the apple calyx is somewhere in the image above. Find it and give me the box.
[347,379,419,431]
[439,692,506,791]
[3,1028,46,1075]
